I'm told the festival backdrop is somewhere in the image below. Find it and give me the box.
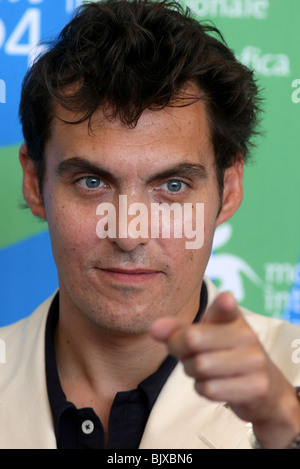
[0,0,299,326]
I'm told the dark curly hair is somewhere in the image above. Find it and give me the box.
[19,0,262,196]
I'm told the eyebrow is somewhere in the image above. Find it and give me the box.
[55,156,209,183]
[55,157,117,184]
[146,162,208,183]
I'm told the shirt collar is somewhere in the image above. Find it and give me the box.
[45,281,208,433]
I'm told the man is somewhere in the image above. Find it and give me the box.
[1,0,300,449]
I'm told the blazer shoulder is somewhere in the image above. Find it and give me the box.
[0,294,55,339]
[0,294,57,448]
[0,294,56,386]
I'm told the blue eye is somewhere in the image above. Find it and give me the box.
[77,176,104,189]
[163,180,185,192]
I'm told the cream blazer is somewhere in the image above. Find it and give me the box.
[1,277,300,449]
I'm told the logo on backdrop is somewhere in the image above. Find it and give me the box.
[192,0,270,19]
[238,46,290,77]
[186,1,291,78]
[276,259,300,324]
[206,224,261,302]
[207,224,300,321]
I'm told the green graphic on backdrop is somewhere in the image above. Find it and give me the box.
[0,144,47,249]
[185,0,300,320]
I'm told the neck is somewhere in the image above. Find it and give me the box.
[55,300,169,396]
[55,299,170,443]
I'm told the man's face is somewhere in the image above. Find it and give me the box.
[21,89,243,335]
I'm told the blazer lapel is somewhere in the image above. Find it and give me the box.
[139,362,251,449]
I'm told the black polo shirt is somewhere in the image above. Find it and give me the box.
[45,283,208,449]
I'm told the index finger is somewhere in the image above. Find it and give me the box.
[202,291,240,324]
[150,316,199,360]
[150,293,244,361]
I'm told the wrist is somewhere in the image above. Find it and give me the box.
[248,387,300,449]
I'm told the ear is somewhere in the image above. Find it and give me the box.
[216,158,244,227]
[19,144,47,220]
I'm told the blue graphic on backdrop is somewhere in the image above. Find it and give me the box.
[0,0,83,145]
[0,230,58,326]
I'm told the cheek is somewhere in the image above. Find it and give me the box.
[45,197,99,264]
[180,201,217,256]
[158,234,209,282]
[203,208,218,249]
[158,197,218,260]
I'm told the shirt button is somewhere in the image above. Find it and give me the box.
[81,419,94,435]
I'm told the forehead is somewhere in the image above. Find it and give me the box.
[46,95,214,172]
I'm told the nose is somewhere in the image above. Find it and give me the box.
[114,194,151,252]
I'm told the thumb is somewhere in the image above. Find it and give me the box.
[202,291,240,324]
[150,316,185,342]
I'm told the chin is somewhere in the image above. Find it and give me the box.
[85,304,156,336]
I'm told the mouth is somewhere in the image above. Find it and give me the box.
[96,266,162,284]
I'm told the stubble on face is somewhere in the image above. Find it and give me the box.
[43,91,221,337]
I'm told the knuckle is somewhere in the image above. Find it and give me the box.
[184,355,211,378]
[250,374,270,400]
[240,326,258,347]
[184,326,202,352]
[194,354,211,376]
[249,349,267,372]
[195,380,219,401]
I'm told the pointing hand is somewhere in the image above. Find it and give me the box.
[151,292,300,448]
